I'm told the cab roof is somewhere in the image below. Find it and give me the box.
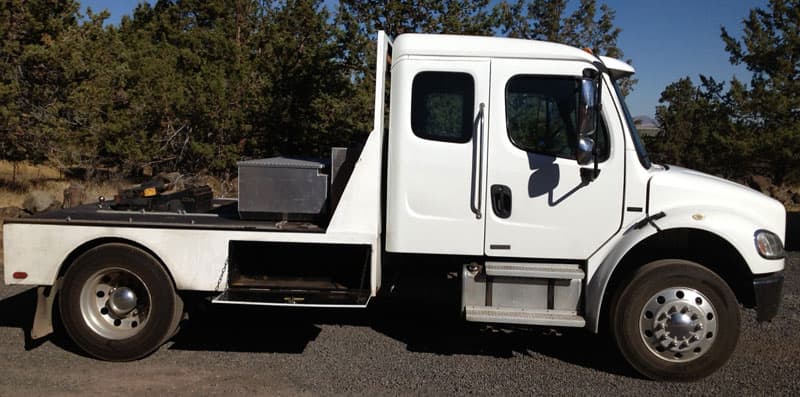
[392,33,635,77]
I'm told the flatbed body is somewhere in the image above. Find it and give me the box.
[12,200,325,233]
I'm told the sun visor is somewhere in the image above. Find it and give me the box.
[599,56,635,79]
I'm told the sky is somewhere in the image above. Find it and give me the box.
[81,0,767,118]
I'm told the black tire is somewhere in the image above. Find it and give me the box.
[59,243,180,361]
[610,259,740,381]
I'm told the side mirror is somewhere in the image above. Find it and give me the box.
[576,77,599,166]
[577,69,602,180]
[578,78,598,136]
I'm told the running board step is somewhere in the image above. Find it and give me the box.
[485,262,585,279]
[465,305,585,327]
[212,289,369,308]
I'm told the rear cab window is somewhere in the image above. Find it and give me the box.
[411,72,475,143]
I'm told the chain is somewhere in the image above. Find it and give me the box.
[214,259,228,292]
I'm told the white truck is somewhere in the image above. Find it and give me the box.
[2,32,786,381]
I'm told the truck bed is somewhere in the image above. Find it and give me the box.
[5,199,325,233]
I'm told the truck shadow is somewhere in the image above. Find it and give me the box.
[366,299,638,378]
[168,297,638,378]
[169,304,324,354]
[0,287,96,357]
[0,287,66,352]
[787,211,799,251]
[0,287,35,330]
[0,290,637,378]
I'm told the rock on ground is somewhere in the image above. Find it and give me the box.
[22,191,56,214]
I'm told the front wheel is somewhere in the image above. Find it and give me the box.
[611,259,740,381]
[59,243,181,361]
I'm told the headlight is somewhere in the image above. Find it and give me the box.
[754,230,785,259]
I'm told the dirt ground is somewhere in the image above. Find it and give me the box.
[0,246,798,395]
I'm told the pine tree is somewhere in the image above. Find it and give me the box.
[338,0,494,38]
[720,0,800,183]
[652,0,800,184]
[493,0,635,94]
[0,0,79,179]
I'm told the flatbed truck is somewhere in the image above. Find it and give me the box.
[3,32,786,381]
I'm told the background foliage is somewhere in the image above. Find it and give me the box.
[0,0,797,190]
[0,0,627,177]
[647,0,800,185]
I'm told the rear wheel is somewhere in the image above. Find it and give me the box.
[611,259,740,381]
[59,243,181,361]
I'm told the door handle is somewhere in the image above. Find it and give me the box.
[491,184,512,219]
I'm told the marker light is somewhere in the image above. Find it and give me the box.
[754,230,785,259]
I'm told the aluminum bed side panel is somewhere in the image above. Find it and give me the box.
[3,222,377,292]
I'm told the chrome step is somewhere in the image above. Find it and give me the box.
[465,305,585,327]
[484,262,585,280]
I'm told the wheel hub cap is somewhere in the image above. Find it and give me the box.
[107,287,138,317]
[639,287,717,363]
[665,312,693,339]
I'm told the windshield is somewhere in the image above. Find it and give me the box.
[612,79,651,169]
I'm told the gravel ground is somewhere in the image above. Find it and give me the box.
[0,252,797,395]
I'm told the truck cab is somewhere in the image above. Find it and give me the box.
[383,33,785,380]
[2,32,786,381]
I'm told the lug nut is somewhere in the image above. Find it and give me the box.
[695,324,704,331]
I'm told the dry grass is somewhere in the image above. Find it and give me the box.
[0,160,125,208]
[0,160,62,182]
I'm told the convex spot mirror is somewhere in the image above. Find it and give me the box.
[576,136,595,166]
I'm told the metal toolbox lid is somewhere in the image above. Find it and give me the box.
[237,156,326,169]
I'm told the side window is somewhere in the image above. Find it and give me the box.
[505,76,609,160]
[411,72,474,143]
[594,118,610,162]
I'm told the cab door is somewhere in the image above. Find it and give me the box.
[484,59,625,259]
[386,58,490,255]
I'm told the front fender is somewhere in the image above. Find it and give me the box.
[585,206,785,332]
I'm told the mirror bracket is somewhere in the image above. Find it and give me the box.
[580,167,601,184]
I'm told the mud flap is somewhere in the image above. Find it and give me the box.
[31,281,60,340]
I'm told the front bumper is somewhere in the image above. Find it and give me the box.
[753,270,784,322]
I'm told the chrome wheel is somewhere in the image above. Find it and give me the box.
[639,287,717,363]
[79,267,151,340]
[612,260,740,380]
